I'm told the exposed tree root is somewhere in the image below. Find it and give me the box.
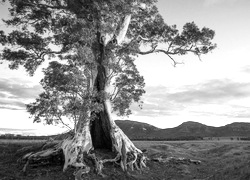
[18,120,147,179]
[20,142,63,172]
[74,166,90,180]
[110,122,147,171]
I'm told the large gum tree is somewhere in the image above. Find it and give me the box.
[0,0,216,177]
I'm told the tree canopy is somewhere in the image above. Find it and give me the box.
[0,0,216,130]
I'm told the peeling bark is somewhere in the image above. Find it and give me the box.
[116,14,131,45]
[62,116,93,172]
[101,13,131,46]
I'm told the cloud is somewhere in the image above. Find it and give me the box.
[0,105,24,110]
[0,78,42,99]
[0,78,42,110]
[241,65,250,74]
[0,98,25,107]
[203,0,237,7]
[131,86,185,117]
[167,79,250,104]
[0,92,7,98]
[131,79,250,119]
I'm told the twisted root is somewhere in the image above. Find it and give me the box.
[74,166,90,180]
[19,122,146,178]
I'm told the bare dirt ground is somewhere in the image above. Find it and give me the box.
[1,139,250,180]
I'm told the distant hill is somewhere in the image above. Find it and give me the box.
[115,120,159,139]
[115,120,250,140]
[216,122,250,137]
[1,121,250,140]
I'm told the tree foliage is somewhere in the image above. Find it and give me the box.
[0,0,216,128]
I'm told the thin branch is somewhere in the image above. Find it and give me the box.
[73,112,78,134]
[111,88,121,102]
[138,45,191,66]
[137,35,153,42]
[167,41,173,52]
[110,85,118,101]
[57,114,72,131]
[137,44,158,55]
[154,49,179,55]
[138,45,201,56]
[166,54,183,67]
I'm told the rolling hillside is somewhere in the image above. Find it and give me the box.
[115,120,250,140]
[1,120,250,140]
[115,120,160,139]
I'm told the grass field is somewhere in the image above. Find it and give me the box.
[0,139,48,144]
[1,139,250,180]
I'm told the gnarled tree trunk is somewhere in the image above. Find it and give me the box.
[20,14,146,178]
[90,33,113,150]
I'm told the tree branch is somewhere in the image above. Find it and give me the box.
[137,45,158,55]
[137,35,154,42]
[57,114,72,131]
[166,54,183,67]
[116,14,132,45]
[138,40,209,56]
[138,46,192,66]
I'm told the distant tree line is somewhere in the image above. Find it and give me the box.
[2,134,250,141]
[130,136,204,141]
[0,134,204,141]
[240,137,250,141]
[0,134,48,140]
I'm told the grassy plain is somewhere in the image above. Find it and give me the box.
[0,139,250,180]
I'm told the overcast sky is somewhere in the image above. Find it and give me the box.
[1,0,250,134]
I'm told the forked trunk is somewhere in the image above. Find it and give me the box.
[86,34,146,172]
[90,36,113,150]
[88,13,133,151]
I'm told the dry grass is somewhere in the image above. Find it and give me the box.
[0,139,250,179]
[0,139,47,144]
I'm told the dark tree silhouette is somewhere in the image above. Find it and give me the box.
[0,0,216,177]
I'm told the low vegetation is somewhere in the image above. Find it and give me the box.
[1,140,250,180]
